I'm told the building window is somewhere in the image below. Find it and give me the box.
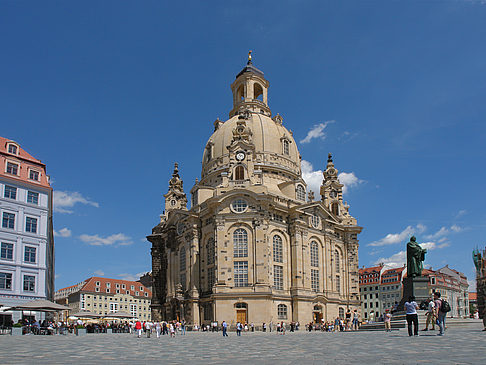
[109,303,119,313]
[231,199,248,213]
[95,287,100,292]
[339,307,345,318]
[0,272,12,289]
[296,185,306,201]
[1,242,14,260]
[311,215,320,228]
[336,275,341,293]
[4,185,17,199]
[180,273,186,291]
[8,144,18,154]
[131,285,135,290]
[273,235,283,263]
[311,269,319,292]
[122,284,126,289]
[106,282,111,288]
[29,170,39,181]
[277,304,288,319]
[282,140,289,155]
[23,275,35,292]
[130,304,137,318]
[25,217,37,233]
[331,202,339,216]
[274,265,283,290]
[24,246,36,263]
[208,267,215,290]
[106,288,110,293]
[180,247,186,272]
[335,250,340,272]
[2,212,15,229]
[96,281,100,286]
[207,238,215,265]
[27,191,39,205]
[234,261,248,287]
[233,228,248,258]
[234,165,245,180]
[431,277,436,285]
[6,162,19,175]
[310,241,319,267]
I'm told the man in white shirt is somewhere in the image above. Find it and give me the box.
[424,297,435,331]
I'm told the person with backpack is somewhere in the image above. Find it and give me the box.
[404,295,419,336]
[434,292,449,336]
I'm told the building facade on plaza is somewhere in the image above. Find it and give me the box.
[359,264,469,320]
[358,265,384,320]
[0,137,54,322]
[55,277,152,321]
[148,56,363,326]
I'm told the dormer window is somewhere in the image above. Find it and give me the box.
[283,140,290,155]
[7,144,18,155]
[29,169,40,181]
[6,162,19,176]
[234,165,245,180]
[296,185,306,201]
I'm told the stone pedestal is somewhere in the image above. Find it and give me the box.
[398,276,429,311]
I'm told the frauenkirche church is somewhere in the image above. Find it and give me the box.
[148,54,362,326]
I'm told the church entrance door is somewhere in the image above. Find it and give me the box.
[236,309,247,323]
[313,311,322,323]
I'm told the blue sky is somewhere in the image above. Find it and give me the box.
[1,1,485,290]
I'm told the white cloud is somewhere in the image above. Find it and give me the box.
[300,120,335,144]
[79,233,133,246]
[53,191,99,214]
[369,224,426,247]
[118,272,146,282]
[54,227,72,238]
[337,172,363,194]
[301,160,363,196]
[455,209,467,219]
[94,270,105,276]
[301,160,322,195]
[425,225,463,240]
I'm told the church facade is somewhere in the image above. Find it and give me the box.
[148,56,362,326]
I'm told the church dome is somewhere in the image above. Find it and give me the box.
[201,112,301,180]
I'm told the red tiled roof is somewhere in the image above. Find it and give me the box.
[359,265,383,275]
[81,277,152,298]
[0,136,51,189]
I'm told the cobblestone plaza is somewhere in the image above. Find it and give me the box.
[0,321,484,364]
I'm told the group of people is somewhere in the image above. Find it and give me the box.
[134,320,186,338]
[404,292,448,336]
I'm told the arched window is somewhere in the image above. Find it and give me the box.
[296,185,306,201]
[335,250,340,272]
[235,165,245,180]
[235,302,247,309]
[254,83,263,101]
[207,238,215,265]
[233,228,248,258]
[310,241,319,267]
[237,85,244,101]
[282,140,289,155]
[273,235,283,263]
[331,202,339,216]
[277,304,287,319]
[339,307,345,318]
[179,247,186,272]
[336,275,341,293]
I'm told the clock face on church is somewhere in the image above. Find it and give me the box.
[236,151,246,161]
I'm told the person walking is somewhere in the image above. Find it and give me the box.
[222,320,228,336]
[135,320,142,338]
[236,322,242,336]
[405,295,419,336]
[345,309,352,331]
[181,320,186,335]
[155,321,161,338]
[423,297,435,331]
[169,322,176,338]
[352,310,360,331]
[384,309,392,332]
[434,292,446,336]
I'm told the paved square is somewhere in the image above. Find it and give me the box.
[0,321,484,364]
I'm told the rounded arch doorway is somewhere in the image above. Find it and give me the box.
[313,304,323,323]
[235,302,248,323]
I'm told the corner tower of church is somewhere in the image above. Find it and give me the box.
[148,54,362,326]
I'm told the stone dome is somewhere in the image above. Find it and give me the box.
[201,113,301,180]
